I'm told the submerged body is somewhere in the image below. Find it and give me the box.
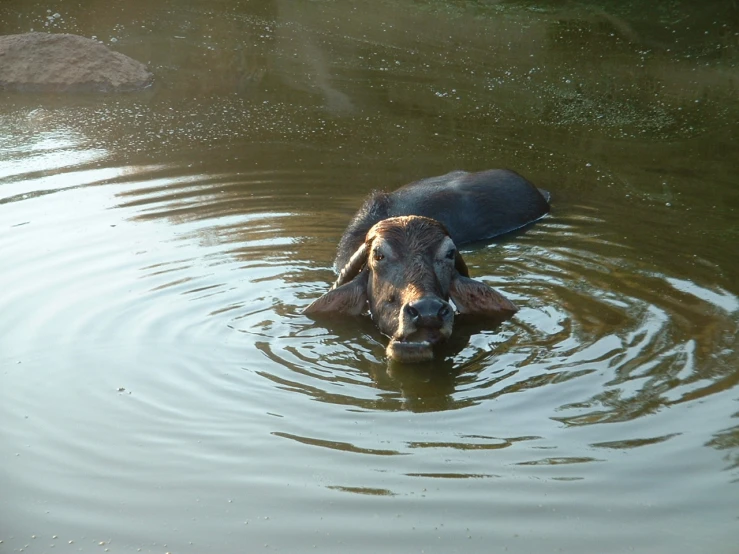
[305,169,550,363]
[335,169,550,270]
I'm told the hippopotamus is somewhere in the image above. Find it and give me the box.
[304,169,550,363]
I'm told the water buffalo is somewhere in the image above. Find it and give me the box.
[304,169,550,363]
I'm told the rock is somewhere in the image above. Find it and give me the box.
[0,32,153,93]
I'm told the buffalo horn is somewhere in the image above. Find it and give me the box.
[332,242,369,289]
[454,250,470,278]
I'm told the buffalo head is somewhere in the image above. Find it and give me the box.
[304,216,518,363]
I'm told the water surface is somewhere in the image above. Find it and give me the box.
[1,1,738,553]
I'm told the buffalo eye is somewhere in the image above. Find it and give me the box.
[373,249,384,261]
[445,248,456,260]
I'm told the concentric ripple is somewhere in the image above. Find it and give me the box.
[2,0,738,545]
[1,142,738,554]
[230,207,736,423]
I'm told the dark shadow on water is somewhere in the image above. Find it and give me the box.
[361,316,514,413]
[252,302,522,413]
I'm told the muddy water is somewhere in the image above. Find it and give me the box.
[1,1,738,553]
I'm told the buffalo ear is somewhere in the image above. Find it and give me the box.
[303,270,369,316]
[449,274,518,318]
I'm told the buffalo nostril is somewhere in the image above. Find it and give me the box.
[405,304,420,321]
[405,297,452,328]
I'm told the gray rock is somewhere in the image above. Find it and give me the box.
[0,32,153,92]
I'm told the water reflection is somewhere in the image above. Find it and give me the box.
[235,218,738,423]
[707,421,739,481]
[1,0,738,552]
[273,431,406,456]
